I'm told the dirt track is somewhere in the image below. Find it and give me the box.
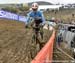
[0,19,51,63]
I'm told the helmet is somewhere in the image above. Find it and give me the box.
[32,3,38,11]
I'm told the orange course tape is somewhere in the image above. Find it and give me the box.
[31,31,56,63]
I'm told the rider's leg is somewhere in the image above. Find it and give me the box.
[40,27,43,40]
[32,28,36,42]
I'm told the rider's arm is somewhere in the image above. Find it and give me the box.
[41,12,45,25]
[26,12,31,25]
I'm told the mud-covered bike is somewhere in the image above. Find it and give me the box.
[30,17,44,59]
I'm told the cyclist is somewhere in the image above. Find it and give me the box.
[25,3,45,39]
[25,2,45,28]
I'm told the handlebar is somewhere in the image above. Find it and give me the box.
[30,17,41,21]
[34,17,41,20]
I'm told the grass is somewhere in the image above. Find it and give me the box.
[44,9,75,23]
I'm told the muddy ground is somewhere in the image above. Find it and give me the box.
[0,19,52,63]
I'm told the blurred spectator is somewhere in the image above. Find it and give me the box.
[74,48,75,59]
[57,33,63,47]
[72,20,75,25]
[51,17,55,21]
[72,48,75,59]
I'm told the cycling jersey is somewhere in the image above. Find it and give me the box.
[26,11,45,25]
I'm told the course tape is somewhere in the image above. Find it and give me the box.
[31,30,56,63]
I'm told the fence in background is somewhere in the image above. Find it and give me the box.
[0,10,27,22]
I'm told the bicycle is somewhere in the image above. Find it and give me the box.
[30,17,44,59]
